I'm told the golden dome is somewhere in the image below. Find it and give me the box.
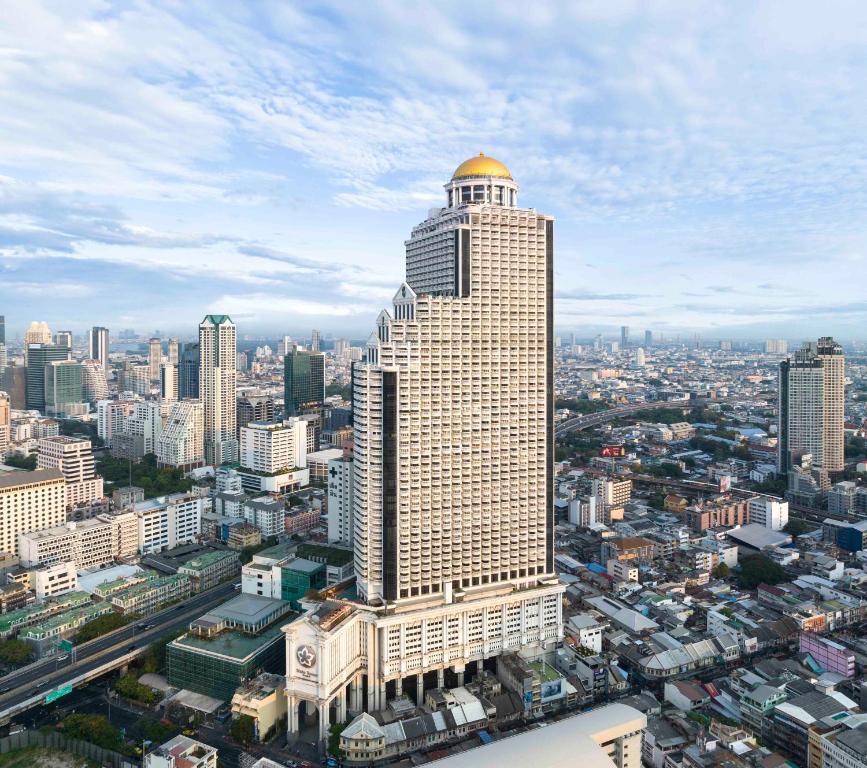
[451,153,512,180]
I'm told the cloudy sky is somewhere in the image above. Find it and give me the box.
[1,1,866,341]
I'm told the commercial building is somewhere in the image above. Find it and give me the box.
[20,601,113,657]
[81,359,108,403]
[166,594,291,700]
[178,550,240,592]
[283,350,324,416]
[828,481,858,515]
[157,399,204,470]
[18,512,139,569]
[199,315,238,465]
[37,435,104,509]
[236,395,275,437]
[243,497,286,539]
[327,455,354,546]
[113,400,165,458]
[0,468,66,557]
[230,673,287,742]
[179,342,200,400]
[108,573,192,615]
[43,360,86,417]
[305,447,343,482]
[283,155,564,743]
[25,342,70,412]
[135,492,205,554]
[29,561,78,601]
[96,399,137,448]
[160,363,178,402]
[778,337,845,473]
[149,337,162,383]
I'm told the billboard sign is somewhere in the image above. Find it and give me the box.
[601,444,626,458]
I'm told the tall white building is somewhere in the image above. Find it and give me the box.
[239,419,308,473]
[748,496,789,531]
[37,436,104,509]
[0,390,9,453]
[96,398,138,447]
[168,338,179,365]
[199,315,238,465]
[119,400,166,454]
[283,154,564,741]
[327,455,354,546]
[160,362,179,403]
[157,399,204,470]
[81,359,109,403]
[89,327,110,370]
[778,337,844,473]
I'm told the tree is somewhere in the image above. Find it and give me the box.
[712,563,730,579]
[74,613,135,643]
[230,715,255,745]
[325,382,351,400]
[784,519,815,537]
[115,673,159,704]
[736,554,786,590]
[0,639,34,666]
[60,714,125,752]
[3,453,37,470]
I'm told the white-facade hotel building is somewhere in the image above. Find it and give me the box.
[283,154,563,740]
[748,496,789,531]
[199,315,238,465]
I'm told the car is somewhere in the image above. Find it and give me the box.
[0,686,11,694]
[233,582,241,590]
[127,645,136,652]
[175,604,185,610]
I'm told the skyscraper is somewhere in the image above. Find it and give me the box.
[179,342,200,400]
[54,330,73,349]
[0,390,10,453]
[620,325,629,348]
[199,315,238,465]
[778,337,844,474]
[168,337,179,365]
[644,329,653,348]
[81,359,108,403]
[284,350,324,416]
[284,154,564,738]
[148,337,162,383]
[89,326,110,370]
[311,329,320,352]
[160,363,178,402]
[0,315,6,374]
[25,342,70,411]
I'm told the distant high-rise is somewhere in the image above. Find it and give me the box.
[0,315,5,373]
[199,315,238,465]
[160,363,178,402]
[284,350,324,416]
[25,343,70,412]
[0,390,10,452]
[179,342,200,400]
[43,360,85,417]
[0,315,4,345]
[765,339,788,354]
[54,330,73,349]
[157,400,204,471]
[168,338,179,365]
[778,337,844,474]
[620,325,629,348]
[81,360,108,403]
[25,321,52,346]
[148,337,162,383]
[311,329,320,352]
[89,327,110,370]
[236,394,275,437]
[644,329,653,348]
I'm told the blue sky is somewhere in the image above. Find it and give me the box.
[1,1,866,341]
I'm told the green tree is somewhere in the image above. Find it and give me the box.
[784,519,815,537]
[74,613,135,643]
[143,629,184,673]
[60,714,125,752]
[328,721,350,759]
[325,382,351,400]
[736,554,786,590]
[3,453,37,470]
[712,563,730,579]
[230,715,255,745]
[115,673,159,704]
[0,639,34,666]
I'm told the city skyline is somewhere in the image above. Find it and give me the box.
[2,3,867,338]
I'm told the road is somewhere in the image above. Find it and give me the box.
[0,580,238,720]
[555,399,713,438]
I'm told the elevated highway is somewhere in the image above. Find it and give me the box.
[555,399,714,438]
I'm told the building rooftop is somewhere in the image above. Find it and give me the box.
[285,557,324,575]
[0,467,63,489]
[172,624,284,662]
[726,525,792,550]
[180,550,238,571]
[205,593,292,630]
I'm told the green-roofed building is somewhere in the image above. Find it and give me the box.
[178,549,240,592]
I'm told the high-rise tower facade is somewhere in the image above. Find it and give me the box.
[199,315,238,465]
[148,337,162,383]
[89,327,109,370]
[778,337,844,474]
[353,152,554,604]
[283,155,563,741]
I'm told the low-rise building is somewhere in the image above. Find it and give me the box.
[230,673,287,742]
[29,561,78,601]
[20,600,113,657]
[178,550,240,592]
[109,574,192,615]
[144,735,217,768]
[135,492,205,554]
[226,523,261,550]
